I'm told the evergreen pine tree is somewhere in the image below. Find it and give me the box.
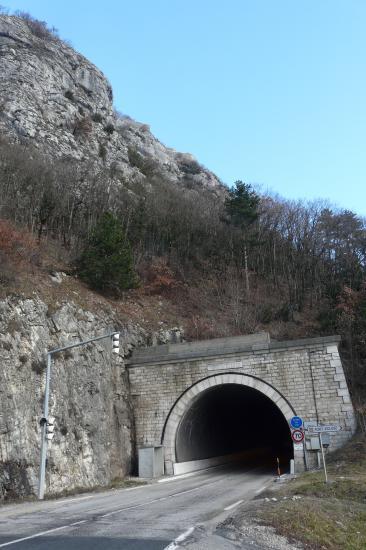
[225,180,260,229]
[77,212,137,293]
[224,181,260,293]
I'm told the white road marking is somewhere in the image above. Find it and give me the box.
[164,526,195,549]
[0,475,266,546]
[100,479,221,519]
[158,472,196,483]
[158,462,230,483]
[159,464,263,484]
[55,496,94,505]
[0,521,87,548]
[124,484,149,491]
[255,485,267,494]
[49,484,147,506]
[224,499,244,511]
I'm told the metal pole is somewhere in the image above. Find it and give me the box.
[49,332,118,355]
[37,331,119,500]
[38,352,51,500]
[303,439,309,471]
[319,433,328,483]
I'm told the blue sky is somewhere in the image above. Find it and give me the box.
[3,1,366,214]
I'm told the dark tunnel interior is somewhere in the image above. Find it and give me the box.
[175,383,293,470]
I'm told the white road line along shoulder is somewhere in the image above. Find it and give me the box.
[224,499,244,511]
[255,485,268,494]
[158,472,195,483]
[124,484,149,491]
[0,521,86,548]
[164,527,195,550]
[55,495,94,505]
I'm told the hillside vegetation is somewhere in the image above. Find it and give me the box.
[0,12,365,429]
[1,134,366,426]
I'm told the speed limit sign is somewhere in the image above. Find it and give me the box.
[291,429,304,443]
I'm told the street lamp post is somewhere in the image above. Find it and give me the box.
[38,331,120,500]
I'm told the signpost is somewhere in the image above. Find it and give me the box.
[319,433,328,483]
[303,424,341,483]
[288,417,341,480]
[289,417,305,471]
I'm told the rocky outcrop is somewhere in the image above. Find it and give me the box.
[0,15,223,194]
[0,295,181,500]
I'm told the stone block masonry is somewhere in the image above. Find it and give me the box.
[127,333,357,474]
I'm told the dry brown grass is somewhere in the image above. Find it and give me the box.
[252,434,366,550]
[259,498,366,550]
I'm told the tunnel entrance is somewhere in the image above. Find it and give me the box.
[175,383,293,472]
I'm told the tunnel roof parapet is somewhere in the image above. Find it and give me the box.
[127,333,341,367]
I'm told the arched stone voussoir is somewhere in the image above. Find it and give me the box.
[227,374,243,384]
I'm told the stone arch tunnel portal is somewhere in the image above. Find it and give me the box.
[128,333,355,477]
[172,382,294,473]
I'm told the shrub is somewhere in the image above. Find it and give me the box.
[16,11,59,41]
[0,251,15,287]
[31,359,46,375]
[72,116,92,139]
[139,123,150,133]
[0,219,37,266]
[92,113,103,124]
[98,143,107,161]
[139,258,179,295]
[103,123,115,135]
[0,220,38,287]
[60,425,68,436]
[127,147,142,168]
[76,213,138,293]
[175,153,202,175]
[127,147,158,177]
[64,90,74,101]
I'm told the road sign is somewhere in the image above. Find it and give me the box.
[306,425,342,434]
[290,416,303,429]
[291,429,305,443]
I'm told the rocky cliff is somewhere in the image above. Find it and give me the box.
[0,296,139,499]
[0,15,222,194]
[0,292,182,500]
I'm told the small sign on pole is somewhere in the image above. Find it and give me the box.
[291,429,305,443]
[306,424,341,434]
[304,423,339,483]
[290,416,303,429]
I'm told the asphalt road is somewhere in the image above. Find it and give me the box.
[0,465,273,549]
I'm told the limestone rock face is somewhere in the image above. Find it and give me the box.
[0,296,148,499]
[0,15,223,193]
